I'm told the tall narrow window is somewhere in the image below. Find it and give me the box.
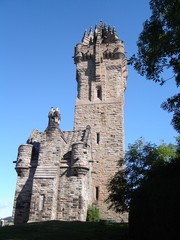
[97,86,102,100]
[39,195,45,211]
[96,133,100,144]
[95,187,99,201]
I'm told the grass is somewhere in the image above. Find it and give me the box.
[0,220,129,240]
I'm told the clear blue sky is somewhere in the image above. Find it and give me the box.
[0,0,178,218]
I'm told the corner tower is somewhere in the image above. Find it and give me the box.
[74,22,128,220]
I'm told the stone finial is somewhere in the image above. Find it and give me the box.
[48,107,61,128]
[89,27,93,44]
[93,24,98,39]
[89,27,93,36]
[82,30,90,45]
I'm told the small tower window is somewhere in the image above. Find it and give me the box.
[97,86,102,100]
[39,195,45,211]
[96,133,100,144]
[95,187,99,201]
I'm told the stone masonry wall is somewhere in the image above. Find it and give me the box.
[56,130,93,221]
[56,172,92,221]
[28,127,65,222]
[74,100,127,221]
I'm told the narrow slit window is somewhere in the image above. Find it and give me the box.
[97,86,102,100]
[39,195,45,211]
[95,187,99,201]
[96,133,100,144]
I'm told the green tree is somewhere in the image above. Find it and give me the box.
[129,0,180,132]
[106,138,178,213]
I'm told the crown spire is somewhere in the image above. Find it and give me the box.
[81,21,120,45]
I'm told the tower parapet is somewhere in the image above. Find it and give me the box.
[74,22,127,102]
[74,21,126,63]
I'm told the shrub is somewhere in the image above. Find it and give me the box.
[86,205,100,222]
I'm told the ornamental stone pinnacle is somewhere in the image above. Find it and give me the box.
[13,22,128,224]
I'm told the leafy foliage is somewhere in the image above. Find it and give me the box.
[161,93,180,133]
[86,205,100,222]
[129,0,180,132]
[106,138,178,213]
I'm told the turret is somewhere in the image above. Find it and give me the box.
[71,125,91,176]
[71,142,90,176]
[15,144,33,177]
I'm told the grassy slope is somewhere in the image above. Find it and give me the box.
[0,221,129,240]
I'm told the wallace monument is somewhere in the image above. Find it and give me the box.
[13,22,128,224]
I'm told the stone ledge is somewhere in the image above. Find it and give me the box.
[34,166,58,179]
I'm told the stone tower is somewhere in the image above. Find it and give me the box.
[74,22,128,220]
[13,22,128,224]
